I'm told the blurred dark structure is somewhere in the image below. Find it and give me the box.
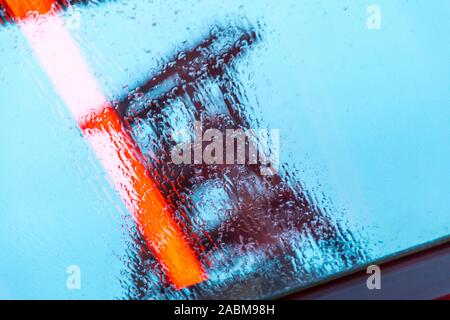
[117,23,366,299]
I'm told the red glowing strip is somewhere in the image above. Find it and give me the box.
[7,0,206,288]
[3,0,54,19]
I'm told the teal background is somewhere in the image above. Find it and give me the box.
[0,0,449,298]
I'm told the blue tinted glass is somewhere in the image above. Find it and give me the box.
[0,0,449,299]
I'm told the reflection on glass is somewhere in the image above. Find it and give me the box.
[0,0,449,299]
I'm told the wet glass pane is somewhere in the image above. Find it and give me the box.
[0,0,449,299]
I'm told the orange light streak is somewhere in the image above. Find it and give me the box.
[81,107,206,288]
[4,0,54,19]
[6,0,206,288]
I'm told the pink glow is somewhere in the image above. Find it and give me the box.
[20,15,105,123]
